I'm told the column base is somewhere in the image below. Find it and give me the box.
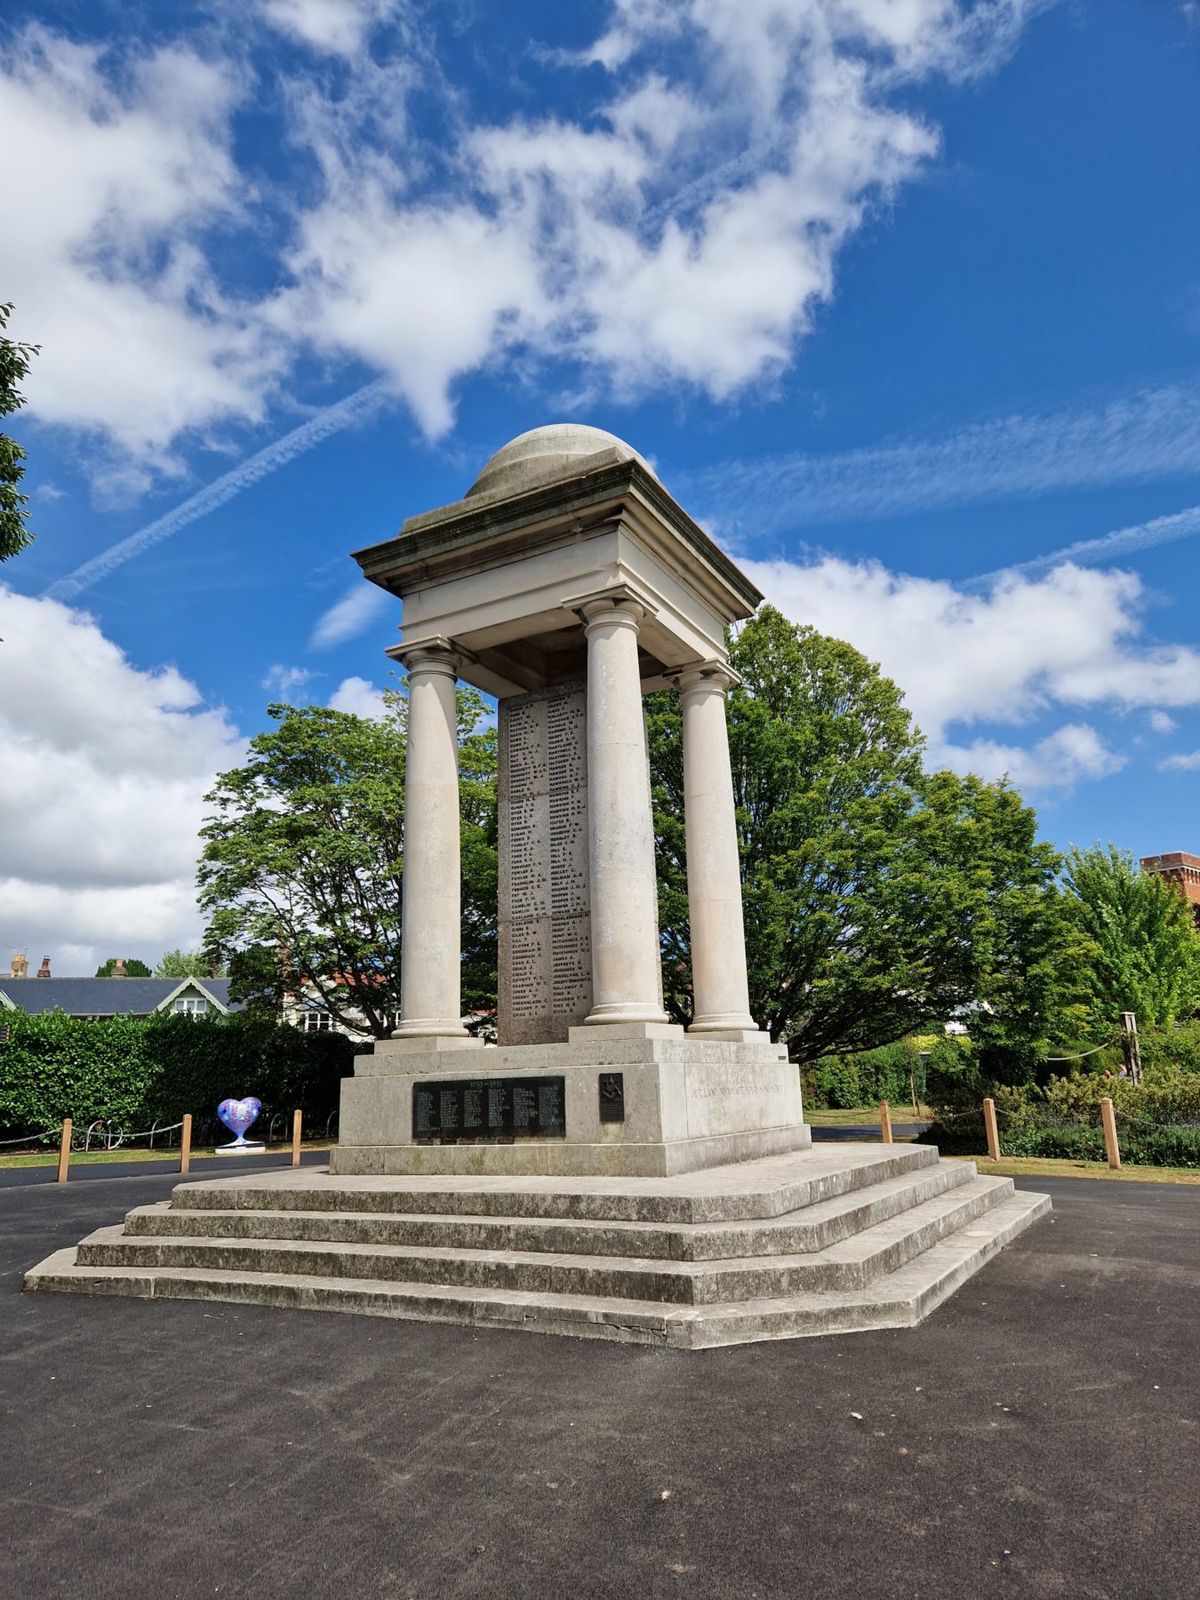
[583,1003,671,1028]
[688,1028,774,1044]
[384,1032,484,1055]
[569,1021,683,1043]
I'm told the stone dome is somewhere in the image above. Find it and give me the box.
[466,423,652,502]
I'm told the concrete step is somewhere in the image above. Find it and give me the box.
[164,1143,940,1226]
[123,1159,975,1261]
[24,1190,1051,1348]
[74,1175,1013,1304]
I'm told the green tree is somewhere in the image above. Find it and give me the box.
[199,689,497,1039]
[154,948,222,979]
[95,957,152,977]
[1,303,40,562]
[649,607,1068,1064]
[1062,845,1200,1033]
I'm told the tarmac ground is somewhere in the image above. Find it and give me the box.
[1,1167,1196,1600]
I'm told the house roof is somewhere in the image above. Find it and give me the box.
[0,977,237,1017]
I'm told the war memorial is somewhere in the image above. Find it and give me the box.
[26,425,1048,1346]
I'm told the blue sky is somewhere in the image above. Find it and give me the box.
[2,0,1199,972]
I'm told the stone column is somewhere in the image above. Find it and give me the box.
[580,597,669,1027]
[677,664,759,1035]
[391,639,474,1044]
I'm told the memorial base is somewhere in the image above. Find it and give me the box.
[331,1035,809,1178]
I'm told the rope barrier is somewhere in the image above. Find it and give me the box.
[0,1128,59,1148]
[1043,1038,1119,1062]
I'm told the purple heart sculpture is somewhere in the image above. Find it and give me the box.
[217,1096,262,1146]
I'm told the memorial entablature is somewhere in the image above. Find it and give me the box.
[352,422,761,698]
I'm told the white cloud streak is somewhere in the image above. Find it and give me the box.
[973,502,1200,586]
[310,582,392,649]
[44,382,387,601]
[682,382,1200,534]
[1159,750,1200,772]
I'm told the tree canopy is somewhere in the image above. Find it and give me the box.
[649,607,1067,1065]
[95,957,152,977]
[1062,845,1200,1033]
[199,689,496,1038]
[0,303,39,563]
[154,949,222,979]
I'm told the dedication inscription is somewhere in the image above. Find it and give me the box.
[498,683,592,1044]
[412,1077,566,1142]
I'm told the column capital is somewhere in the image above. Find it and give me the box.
[567,581,659,634]
[673,660,741,696]
[387,636,465,679]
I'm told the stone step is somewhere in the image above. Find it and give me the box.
[75,1176,1012,1304]
[165,1143,940,1225]
[25,1190,1051,1349]
[124,1160,975,1262]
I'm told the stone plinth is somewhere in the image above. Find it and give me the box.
[333,1036,808,1178]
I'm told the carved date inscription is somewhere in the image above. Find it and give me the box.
[498,683,592,1044]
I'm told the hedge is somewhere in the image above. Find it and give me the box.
[806,1041,933,1110]
[0,1011,355,1138]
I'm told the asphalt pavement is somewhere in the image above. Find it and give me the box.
[1,1165,1196,1600]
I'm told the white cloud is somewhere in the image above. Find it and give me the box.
[942,724,1126,791]
[329,676,386,718]
[0,587,245,974]
[745,555,1200,789]
[1149,710,1178,734]
[262,664,315,698]
[0,26,280,483]
[13,3,1041,485]
[310,583,393,649]
[1159,750,1200,772]
[259,0,402,57]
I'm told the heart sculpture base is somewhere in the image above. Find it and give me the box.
[215,1141,267,1157]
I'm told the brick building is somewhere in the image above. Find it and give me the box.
[1140,852,1200,925]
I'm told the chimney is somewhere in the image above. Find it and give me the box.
[112,957,127,978]
[36,956,51,979]
[10,952,28,980]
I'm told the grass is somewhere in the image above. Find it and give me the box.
[0,1142,334,1171]
[948,1153,1200,1185]
[805,1104,931,1127]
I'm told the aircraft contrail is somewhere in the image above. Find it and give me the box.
[44,380,389,602]
[970,502,1200,587]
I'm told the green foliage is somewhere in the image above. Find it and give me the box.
[0,1011,353,1137]
[155,949,221,979]
[650,607,1067,1062]
[1061,845,1200,1032]
[0,303,39,562]
[199,688,497,1038]
[806,1040,925,1109]
[227,944,286,1014]
[94,957,152,977]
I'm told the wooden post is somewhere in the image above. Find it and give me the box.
[1120,1012,1142,1086]
[982,1097,1001,1162]
[1100,1097,1121,1170]
[291,1109,302,1168]
[56,1118,72,1184]
[179,1113,192,1175]
[879,1101,893,1144]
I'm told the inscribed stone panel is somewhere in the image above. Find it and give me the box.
[498,683,591,1044]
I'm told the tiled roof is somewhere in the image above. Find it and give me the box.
[0,977,237,1016]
